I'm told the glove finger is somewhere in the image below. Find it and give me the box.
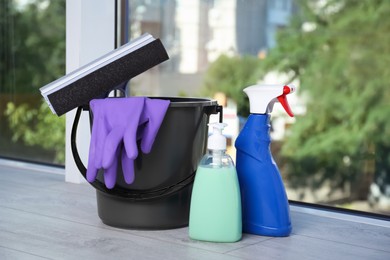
[102,127,124,168]
[88,106,100,167]
[87,126,99,182]
[95,120,110,169]
[86,162,99,183]
[123,125,139,159]
[141,99,170,153]
[104,148,120,189]
[89,104,109,169]
[87,103,107,181]
[123,97,145,159]
[121,151,135,184]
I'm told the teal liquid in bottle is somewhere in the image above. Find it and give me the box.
[189,123,242,243]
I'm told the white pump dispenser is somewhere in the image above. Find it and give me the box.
[208,123,227,150]
[207,123,228,167]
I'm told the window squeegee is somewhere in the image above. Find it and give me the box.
[40,33,169,116]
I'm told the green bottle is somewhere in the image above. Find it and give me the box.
[189,123,242,242]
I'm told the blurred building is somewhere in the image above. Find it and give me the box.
[127,0,296,146]
[128,0,295,95]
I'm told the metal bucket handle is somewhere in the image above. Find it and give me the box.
[71,101,222,201]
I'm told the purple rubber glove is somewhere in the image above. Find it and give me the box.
[121,98,170,184]
[86,97,145,188]
[87,97,170,188]
[140,98,170,153]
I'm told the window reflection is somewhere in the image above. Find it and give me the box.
[0,0,65,164]
[126,0,390,216]
[0,0,388,217]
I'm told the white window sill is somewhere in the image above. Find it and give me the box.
[0,158,389,259]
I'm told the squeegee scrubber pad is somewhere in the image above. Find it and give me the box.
[48,39,168,116]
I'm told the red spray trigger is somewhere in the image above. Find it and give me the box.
[277,86,294,117]
[244,84,296,115]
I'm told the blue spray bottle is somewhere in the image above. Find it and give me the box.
[235,84,295,237]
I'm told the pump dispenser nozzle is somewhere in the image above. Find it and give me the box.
[244,84,295,116]
[208,122,228,150]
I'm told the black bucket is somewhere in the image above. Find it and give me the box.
[71,97,221,229]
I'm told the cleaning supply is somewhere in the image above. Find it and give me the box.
[86,97,170,188]
[235,84,295,237]
[39,33,169,116]
[87,97,144,188]
[189,123,242,242]
[71,97,221,229]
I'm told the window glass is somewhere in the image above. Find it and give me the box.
[1,0,388,217]
[127,0,390,216]
[0,0,65,164]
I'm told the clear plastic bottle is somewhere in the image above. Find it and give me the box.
[189,123,242,242]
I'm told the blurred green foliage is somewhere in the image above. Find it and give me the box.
[264,0,390,198]
[201,54,263,117]
[5,101,65,163]
[0,0,65,94]
[0,0,65,164]
[202,0,390,202]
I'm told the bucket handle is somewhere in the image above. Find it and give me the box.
[71,103,223,201]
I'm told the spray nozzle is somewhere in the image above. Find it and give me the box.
[244,84,295,117]
[208,122,228,150]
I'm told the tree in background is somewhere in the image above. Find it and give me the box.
[5,102,65,163]
[264,0,390,202]
[1,0,65,94]
[201,54,263,117]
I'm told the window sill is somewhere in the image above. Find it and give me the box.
[0,159,389,259]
